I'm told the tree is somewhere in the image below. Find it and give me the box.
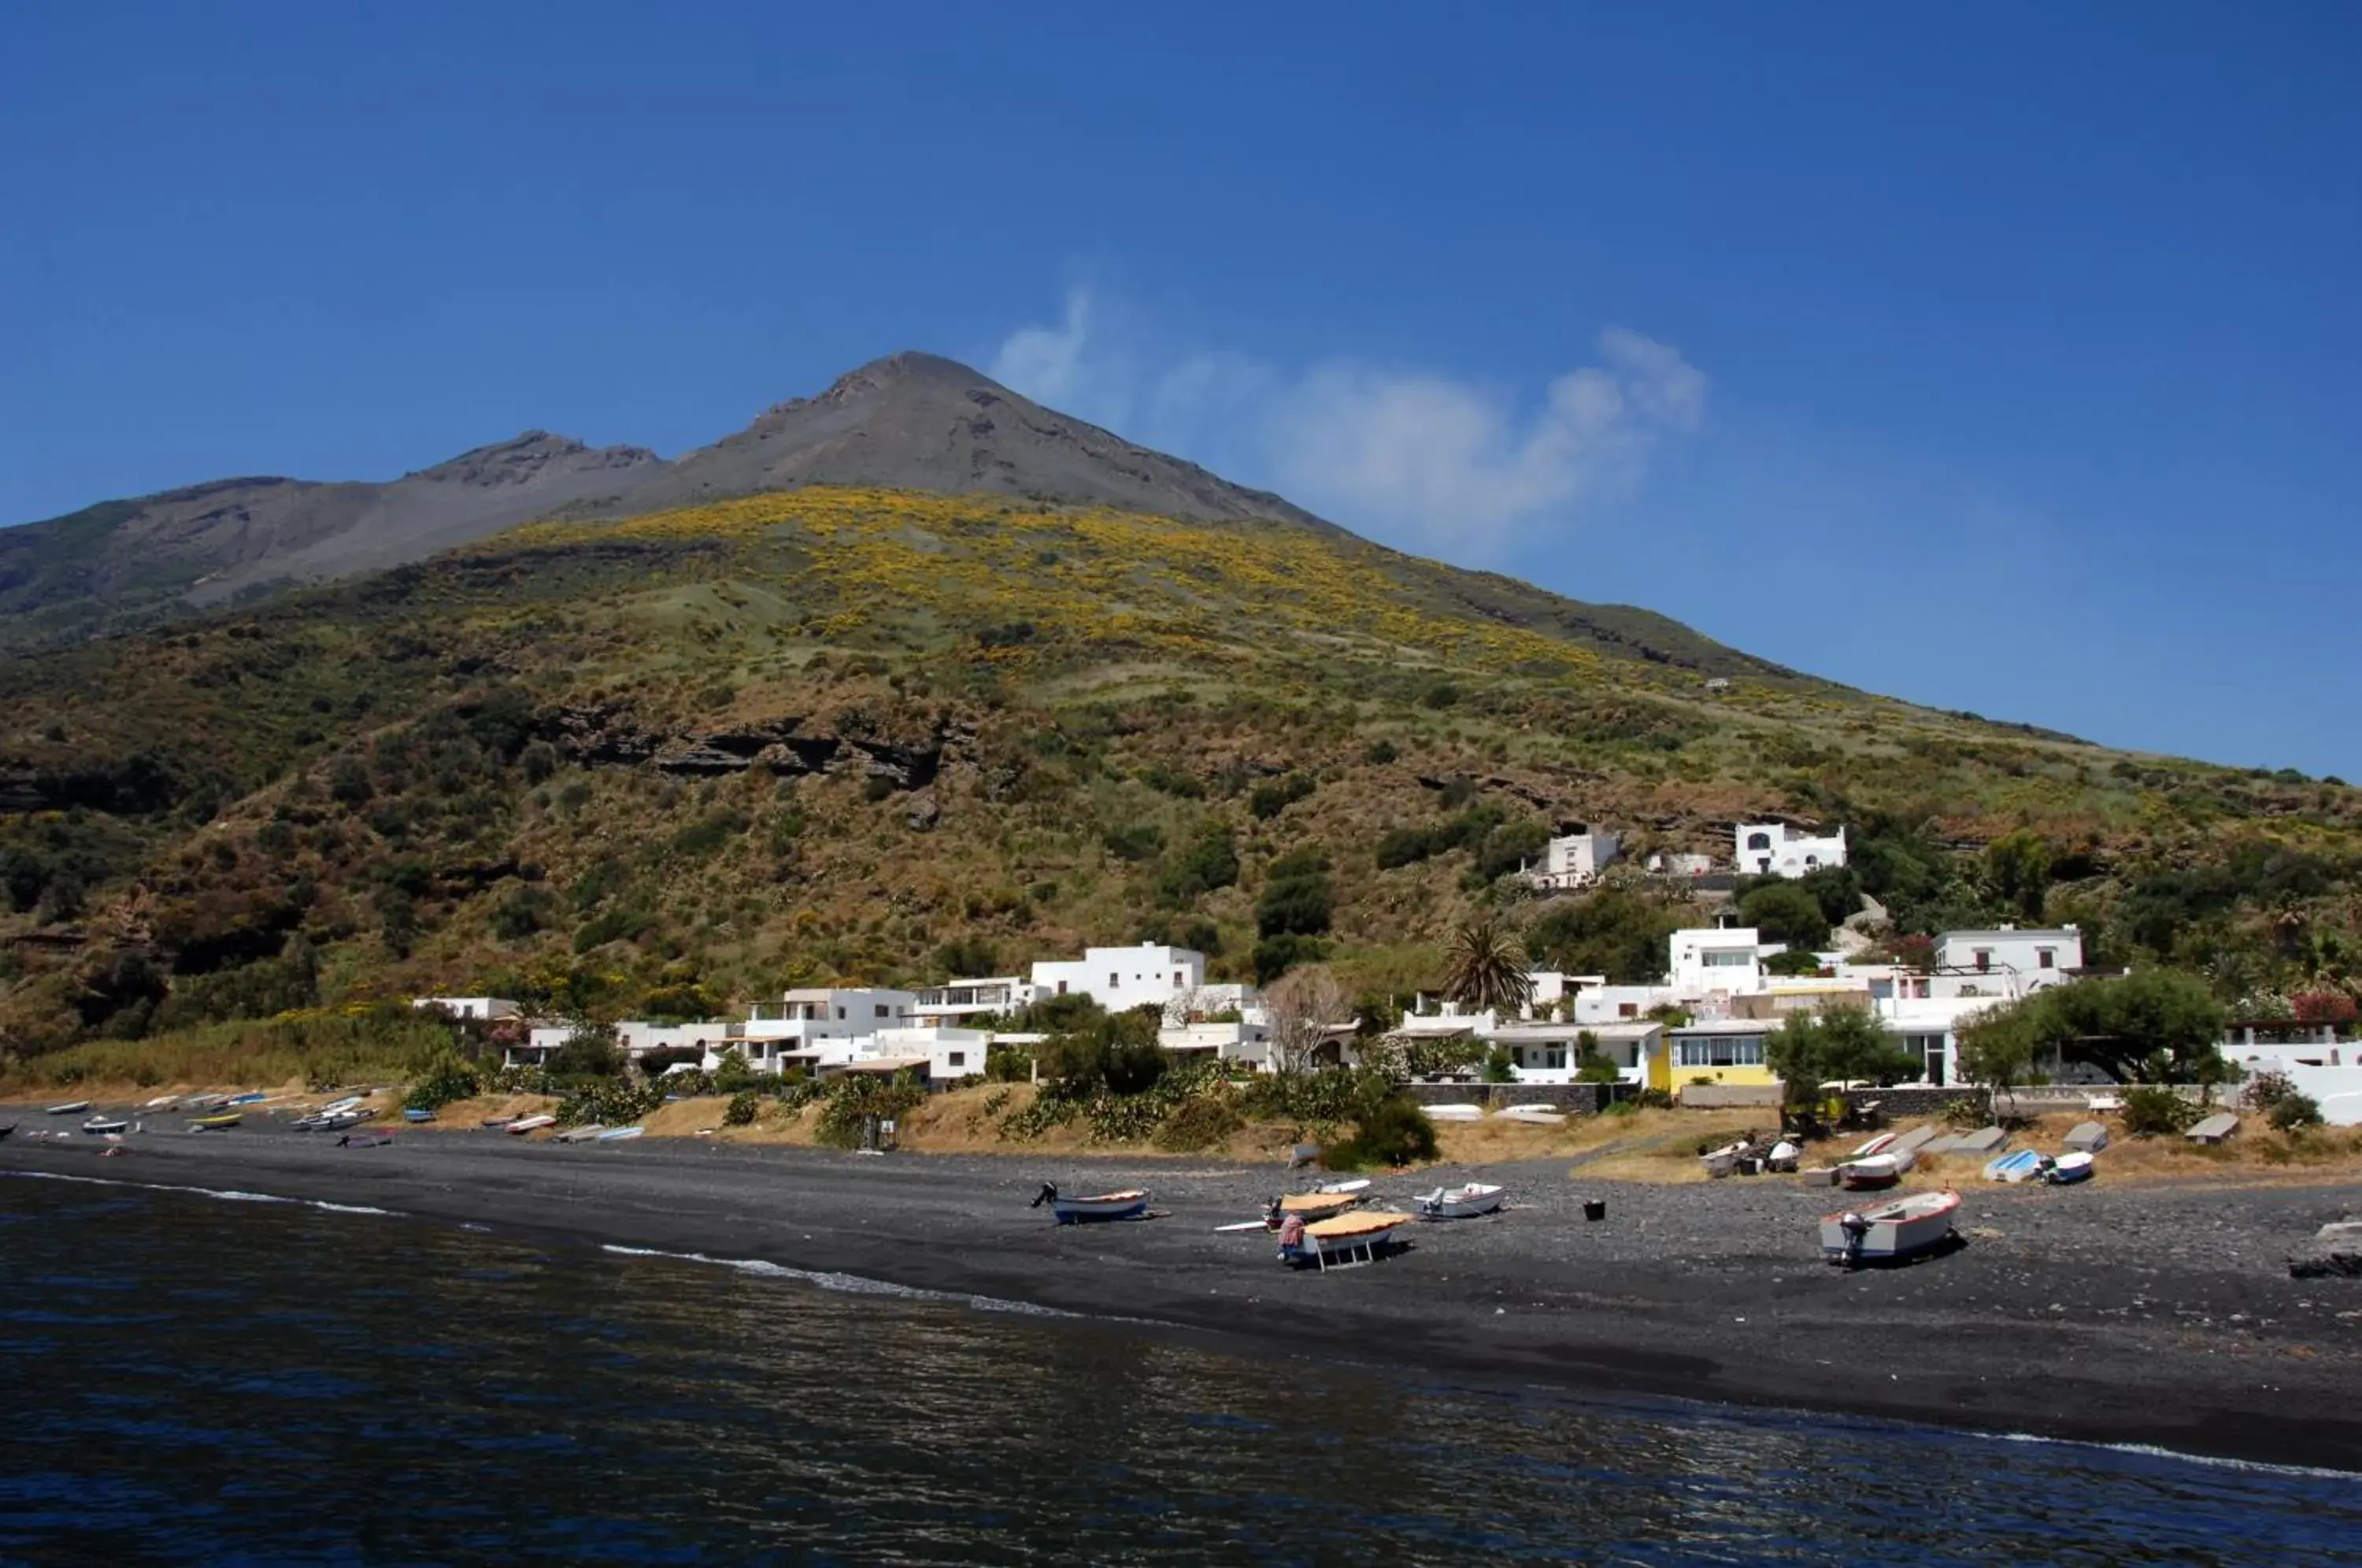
[1264,964,1353,1074]
[1983,830,2053,923]
[1962,970,2228,1086]
[1765,1004,1917,1120]
[1441,915,1534,1014]
[1957,1005,2042,1106]
[1527,889,1683,984]
[1764,949,1826,977]
[1737,881,1831,949]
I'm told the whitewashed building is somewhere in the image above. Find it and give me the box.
[1030,943,1205,1013]
[1670,926,1783,992]
[910,977,1034,1027]
[1735,822,1847,878]
[412,997,520,1023]
[1527,828,1621,891]
[1933,927,2083,992]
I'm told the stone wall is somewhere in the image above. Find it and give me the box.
[1843,1086,1986,1119]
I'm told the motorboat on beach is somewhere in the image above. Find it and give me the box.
[595,1126,645,1142]
[1819,1189,1961,1267]
[81,1116,129,1136]
[1837,1154,1903,1191]
[1031,1184,1151,1223]
[225,1092,267,1107]
[2042,1151,2096,1185]
[184,1093,230,1113]
[1416,1182,1505,1220]
[1270,1178,1371,1226]
[505,1115,557,1135]
[188,1112,242,1131]
[140,1094,180,1112]
[1281,1209,1416,1270]
[402,1108,437,1123]
[555,1125,608,1143]
[45,1100,91,1116]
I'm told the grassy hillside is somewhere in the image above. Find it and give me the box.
[1,486,2356,1059]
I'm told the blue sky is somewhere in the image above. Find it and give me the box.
[5,5,2357,775]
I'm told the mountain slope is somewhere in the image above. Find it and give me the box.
[0,434,661,645]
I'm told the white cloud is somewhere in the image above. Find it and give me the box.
[987,288,1707,553]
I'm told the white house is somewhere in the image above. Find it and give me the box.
[1646,851,1715,878]
[866,1026,990,1083]
[1735,822,1847,878]
[1030,943,1205,1013]
[1482,1020,1664,1085]
[1933,927,2083,992]
[1669,926,1783,993]
[1527,828,1620,891]
[412,997,520,1023]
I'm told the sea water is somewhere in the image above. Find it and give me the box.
[2,1173,2356,1566]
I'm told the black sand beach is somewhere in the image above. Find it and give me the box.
[7,1121,2360,1470]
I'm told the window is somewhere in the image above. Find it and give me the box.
[1546,1047,1567,1070]
[1057,981,1068,996]
[1746,831,1772,851]
[1173,971,1183,986]
[1675,1036,1764,1067]
[835,1007,847,1019]
[875,1004,889,1019]
[947,1052,965,1068]
[1703,950,1753,968]
[2037,949,2055,970]
[1109,973,1119,989]
[1973,949,1992,972]
[1618,1003,1638,1019]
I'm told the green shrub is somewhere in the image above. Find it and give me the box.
[2121,1084,2199,1138]
[724,1089,761,1126]
[1154,1093,1244,1152]
[816,1071,927,1148]
[1248,774,1316,819]
[2246,1070,2325,1131]
[404,1051,481,1112]
[1323,1089,1438,1169]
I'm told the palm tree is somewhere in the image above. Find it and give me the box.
[1442,915,1534,1015]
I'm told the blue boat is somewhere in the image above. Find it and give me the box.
[225,1092,267,1106]
[1030,1183,1150,1223]
[1983,1148,2043,1183]
[402,1108,436,1123]
[2042,1151,2096,1185]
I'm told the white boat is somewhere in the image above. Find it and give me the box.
[1416,1182,1504,1220]
[555,1125,608,1143]
[1820,1189,1961,1266]
[1701,1141,1746,1178]
[1984,1148,2044,1183]
[1423,1102,1485,1122]
[505,1115,557,1135]
[594,1126,646,1142]
[1849,1132,1897,1157]
[1766,1140,1801,1172]
[140,1094,180,1111]
[1283,1209,1416,1270]
[1838,1153,1903,1191]
[1035,1185,1151,1223]
[184,1093,229,1112]
[80,1117,129,1135]
[44,1100,91,1115]
[1494,1104,1566,1124]
[319,1096,365,1115]
[2042,1151,2096,1185]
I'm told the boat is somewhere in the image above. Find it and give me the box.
[1983,1149,2045,1183]
[289,1114,330,1132]
[402,1108,437,1123]
[2042,1151,2097,1185]
[505,1115,556,1135]
[1494,1104,1566,1124]
[140,1094,180,1111]
[1283,1210,1416,1270]
[339,1129,394,1148]
[1837,1153,1903,1191]
[481,1115,516,1129]
[594,1126,645,1142]
[0,1125,14,1141]
[1820,1189,1961,1266]
[44,1100,91,1115]
[321,1109,375,1131]
[1701,1141,1746,1178]
[1416,1182,1504,1220]
[188,1112,242,1131]
[319,1096,365,1115]
[1272,1179,1371,1225]
[184,1093,230,1112]
[1766,1140,1801,1173]
[1423,1102,1485,1122]
[1032,1184,1150,1223]
[554,1125,608,1143]
[1849,1132,1898,1157]
[81,1117,129,1135]
[224,1092,267,1106]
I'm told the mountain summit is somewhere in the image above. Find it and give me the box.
[573,352,1331,531]
[0,353,1331,647]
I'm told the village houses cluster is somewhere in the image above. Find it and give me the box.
[415,818,2356,1109]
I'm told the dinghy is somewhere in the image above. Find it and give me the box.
[188,1112,242,1131]
[80,1116,129,1136]
[224,1092,267,1106]
[1820,1188,1960,1267]
[319,1096,365,1115]
[140,1094,180,1111]
[1423,1102,1485,1122]
[1983,1148,2044,1183]
[2041,1151,2096,1185]
[402,1108,437,1123]
[321,1109,375,1131]
[1837,1153,1902,1191]
[1494,1104,1566,1124]
[184,1093,230,1112]
[1849,1132,1898,1157]
[1271,1178,1372,1225]
[1766,1140,1801,1173]
[594,1126,645,1142]
[1416,1182,1505,1220]
[505,1115,556,1135]
[554,1125,608,1143]
[1031,1184,1151,1223]
[45,1100,91,1115]
[1283,1210,1416,1270]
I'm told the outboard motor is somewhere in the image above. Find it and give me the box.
[1029,1182,1058,1209]
[1839,1210,1869,1270]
